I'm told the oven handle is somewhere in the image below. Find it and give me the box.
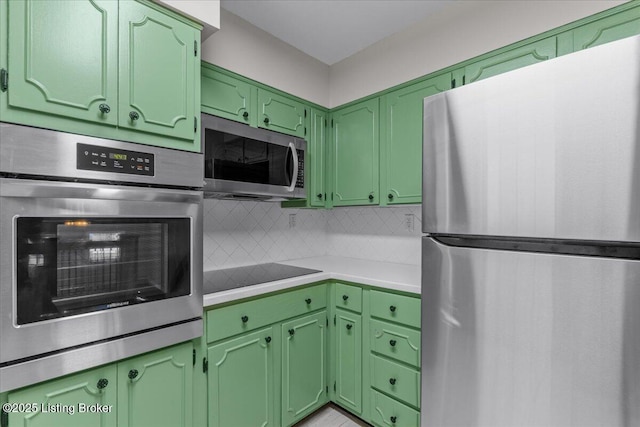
[0,178,202,204]
[287,142,298,193]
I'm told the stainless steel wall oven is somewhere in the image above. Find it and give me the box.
[0,123,203,392]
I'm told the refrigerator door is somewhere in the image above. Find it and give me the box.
[422,35,640,241]
[421,237,640,427]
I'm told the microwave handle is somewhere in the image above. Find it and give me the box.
[287,142,299,193]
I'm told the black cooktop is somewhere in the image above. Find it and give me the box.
[203,263,321,294]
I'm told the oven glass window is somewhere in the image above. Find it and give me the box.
[205,129,294,186]
[16,217,191,324]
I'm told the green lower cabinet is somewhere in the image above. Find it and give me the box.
[4,342,193,427]
[370,390,420,427]
[281,311,328,426]
[7,365,117,427]
[334,309,362,414]
[208,327,276,427]
[370,355,420,408]
[117,342,193,427]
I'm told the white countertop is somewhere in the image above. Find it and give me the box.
[202,256,421,307]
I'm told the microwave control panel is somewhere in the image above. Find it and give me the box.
[77,143,155,176]
[296,149,304,188]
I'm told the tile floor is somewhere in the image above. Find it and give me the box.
[295,404,371,427]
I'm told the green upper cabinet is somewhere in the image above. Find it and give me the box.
[208,327,276,427]
[281,311,327,426]
[331,98,379,206]
[380,74,451,206]
[258,88,306,138]
[117,342,193,427]
[572,4,640,51]
[118,1,198,142]
[7,364,117,427]
[7,0,118,126]
[201,65,254,126]
[458,36,557,85]
[308,107,328,207]
[2,0,201,152]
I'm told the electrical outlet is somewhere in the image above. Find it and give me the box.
[289,213,297,229]
[404,214,414,232]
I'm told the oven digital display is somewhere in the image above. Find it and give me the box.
[77,143,154,176]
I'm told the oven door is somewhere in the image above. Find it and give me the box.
[0,178,203,367]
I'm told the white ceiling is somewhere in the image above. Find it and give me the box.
[220,0,455,65]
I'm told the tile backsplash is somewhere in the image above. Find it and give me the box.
[203,199,421,270]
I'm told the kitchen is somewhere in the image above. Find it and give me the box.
[0,1,639,427]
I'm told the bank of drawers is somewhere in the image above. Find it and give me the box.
[206,284,327,343]
[369,290,421,427]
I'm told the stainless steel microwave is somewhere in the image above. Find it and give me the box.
[201,114,306,201]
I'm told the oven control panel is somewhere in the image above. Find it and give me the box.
[77,143,155,176]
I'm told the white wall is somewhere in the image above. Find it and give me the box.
[201,9,330,107]
[329,0,626,107]
[154,0,220,39]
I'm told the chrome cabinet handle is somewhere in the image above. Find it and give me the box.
[287,142,298,193]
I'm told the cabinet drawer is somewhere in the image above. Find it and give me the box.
[370,354,420,408]
[370,290,420,328]
[206,284,327,343]
[335,282,362,313]
[370,389,420,427]
[370,319,420,368]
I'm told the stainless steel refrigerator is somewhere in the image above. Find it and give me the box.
[421,35,640,427]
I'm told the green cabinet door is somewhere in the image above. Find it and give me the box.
[201,66,254,125]
[282,311,327,426]
[7,0,118,126]
[117,342,193,427]
[572,4,640,51]
[462,36,557,84]
[208,327,276,427]
[331,99,379,206]
[258,88,306,138]
[380,74,451,206]
[309,108,328,207]
[118,1,198,143]
[335,309,362,414]
[7,365,117,427]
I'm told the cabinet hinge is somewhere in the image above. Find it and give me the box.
[326,317,328,327]
[194,117,197,133]
[333,315,336,325]
[1,406,8,427]
[452,78,456,88]
[331,119,333,128]
[331,193,334,201]
[193,349,196,366]
[203,357,208,373]
[304,126,307,136]
[333,381,336,392]
[462,75,466,85]
[326,386,328,394]
[304,109,307,118]
[194,40,198,57]
[0,68,7,92]
[325,119,327,127]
